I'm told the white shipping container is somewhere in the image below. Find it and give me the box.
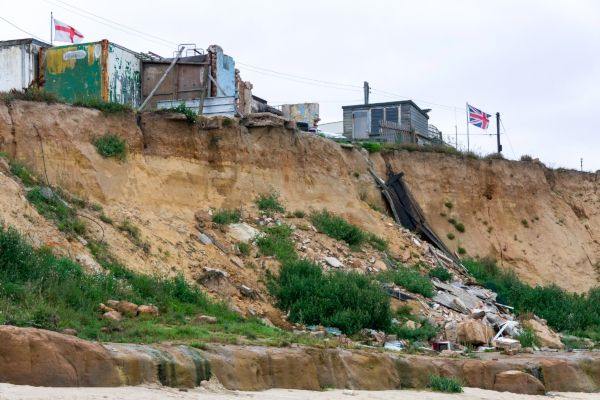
[0,39,50,92]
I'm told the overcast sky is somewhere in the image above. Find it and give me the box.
[2,0,599,170]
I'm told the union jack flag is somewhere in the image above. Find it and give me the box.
[468,104,491,130]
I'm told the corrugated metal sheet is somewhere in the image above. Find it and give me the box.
[156,96,236,117]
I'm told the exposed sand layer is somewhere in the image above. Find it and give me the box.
[0,383,596,400]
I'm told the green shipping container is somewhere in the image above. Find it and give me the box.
[41,40,141,107]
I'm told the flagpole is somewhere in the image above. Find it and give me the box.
[465,102,470,152]
[50,12,53,45]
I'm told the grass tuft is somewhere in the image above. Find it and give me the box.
[376,267,434,297]
[0,88,58,104]
[428,266,452,282]
[310,209,386,251]
[26,187,85,236]
[93,134,127,160]
[73,98,132,114]
[256,193,285,215]
[212,209,241,225]
[161,103,197,123]
[428,375,463,393]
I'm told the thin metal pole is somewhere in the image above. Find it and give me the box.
[50,12,53,45]
[466,103,470,152]
[496,112,502,153]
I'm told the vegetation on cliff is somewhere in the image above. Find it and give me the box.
[464,258,600,339]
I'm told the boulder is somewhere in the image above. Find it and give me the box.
[456,320,494,345]
[137,305,159,317]
[524,318,564,349]
[323,256,343,268]
[115,301,139,317]
[227,223,260,243]
[493,370,545,395]
[198,232,213,245]
[102,311,123,322]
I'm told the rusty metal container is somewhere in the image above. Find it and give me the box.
[40,40,141,107]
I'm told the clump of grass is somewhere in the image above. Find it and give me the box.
[99,213,113,225]
[162,103,197,123]
[212,209,241,225]
[428,375,463,393]
[517,326,540,348]
[9,161,37,186]
[0,226,284,343]
[93,134,127,160]
[310,209,387,251]
[520,154,533,162]
[118,219,149,252]
[463,258,600,337]
[454,222,465,233]
[444,201,453,209]
[267,258,391,334]
[237,242,251,257]
[256,193,285,215]
[73,98,132,114]
[447,233,455,240]
[0,88,58,104]
[457,247,467,255]
[428,266,452,282]
[221,117,233,127]
[292,210,306,218]
[26,187,85,236]
[256,224,297,262]
[360,141,382,153]
[393,319,439,341]
[376,267,434,298]
[521,219,529,228]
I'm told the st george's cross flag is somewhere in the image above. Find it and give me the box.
[467,103,491,130]
[53,18,84,43]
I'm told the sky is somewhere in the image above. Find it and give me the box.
[1,0,599,170]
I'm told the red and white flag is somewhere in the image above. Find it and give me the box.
[53,18,84,43]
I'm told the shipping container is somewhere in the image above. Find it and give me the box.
[0,38,50,92]
[41,40,141,107]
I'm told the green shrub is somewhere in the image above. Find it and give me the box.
[73,98,132,114]
[454,222,465,233]
[393,320,439,341]
[463,258,600,336]
[26,187,85,236]
[237,242,251,256]
[428,375,463,393]
[212,209,241,225]
[162,103,197,123]
[448,217,457,225]
[360,141,382,153]
[268,259,391,334]
[256,224,297,262]
[376,267,434,297]
[444,201,453,209]
[9,161,37,186]
[520,154,533,162]
[256,193,285,215]
[521,219,529,228]
[447,233,455,240]
[457,247,466,255]
[292,210,306,218]
[517,326,539,348]
[93,134,127,160]
[99,213,113,224]
[428,266,452,282]
[310,210,366,249]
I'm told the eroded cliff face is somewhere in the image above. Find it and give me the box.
[373,151,600,293]
[1,100,598,295]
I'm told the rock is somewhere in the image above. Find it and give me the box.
[230,256,244,268]
[102,311,122,322]
[227,223,260,243]
[40,186,54,200]
[106,300,119,308]
[61,328,78,336]
[75,253,102,273]
[194,315,217,324]
[524,318,565,349]
[115,301,139,317]
[373,260,387,271]
[470,309,486,319]
[99,303,115,313]
[456,320,494,345]
[405,320,417,329]
[239,285,259,299]
[493,370,546,395]
[0,157,9,174]
[198,233,213,245]
[200,267,229,280]
[493,337,521,354]
[194,210,211,223]
[358,329,386,346]
[137,305,159,317]
[323,256,343,268]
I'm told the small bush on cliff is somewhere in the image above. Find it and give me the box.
[268,258,391,334]
[516,325,540,348]
[428,375,463,393]
[310,209,387,251]
[9,161,37,186]
[93,134,127,160]
[26,187,86,236]
[376,266,434,298]
[255,192,285,215]
[464,258,600,336]
[162,103,197,123]
[428,266,452,282]
[360,141,382,153]
[73,98,132,114]
[212,209,241,225]
[257,224,297,262]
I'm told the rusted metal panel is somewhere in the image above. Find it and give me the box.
[141,56,208,110]
[0,39,50,91]
[281,103,319,127]
[42,40,141,106]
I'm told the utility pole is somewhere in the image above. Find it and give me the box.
[581,158,583,172]
[496,112,502,153]
[363,81,369,105]
[454,125,458,150]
